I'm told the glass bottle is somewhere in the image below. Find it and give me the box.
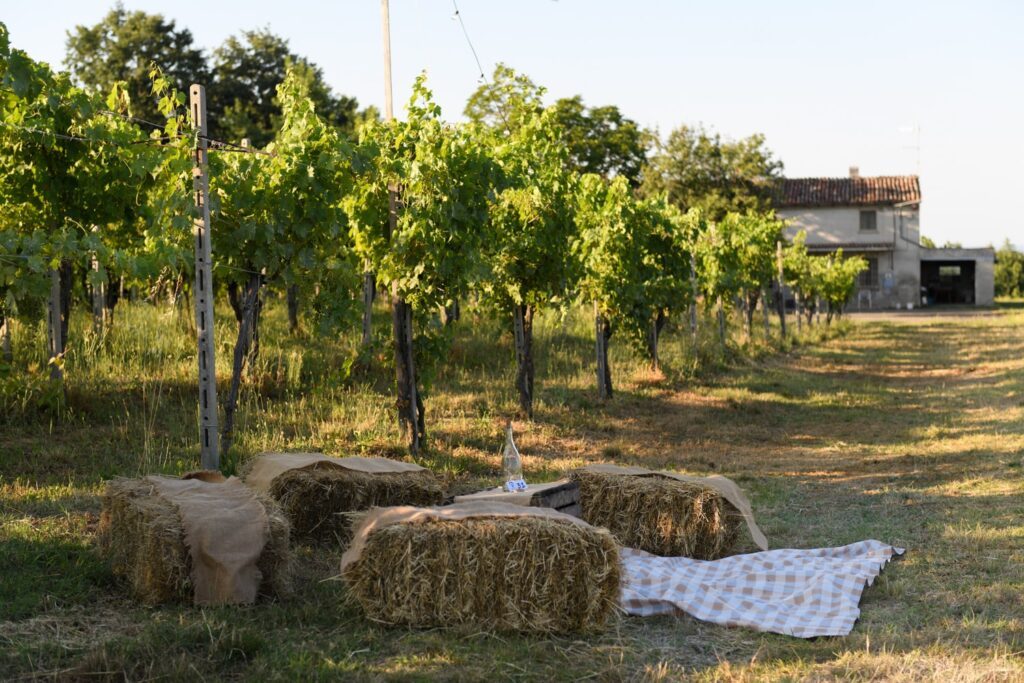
[502,422,526,492]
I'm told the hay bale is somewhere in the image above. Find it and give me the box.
[342,515,620,633]
[97,478,293,604]
[263,466,444,543]
[570,469,741,559]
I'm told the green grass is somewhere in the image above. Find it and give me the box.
[2,299,1023,681]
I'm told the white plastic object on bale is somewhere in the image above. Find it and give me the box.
[502,423,527,492]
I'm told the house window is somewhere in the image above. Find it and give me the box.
[859,257,879,288]
[859,210,877,233]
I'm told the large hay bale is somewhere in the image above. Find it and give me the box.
[97,478,293,604]
[260,464,444,543]
[570,469,741,559]
[342,514,621,633]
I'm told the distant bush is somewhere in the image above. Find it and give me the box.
[995,240,1024,298]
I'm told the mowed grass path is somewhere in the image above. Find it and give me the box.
[2,309,1023,681]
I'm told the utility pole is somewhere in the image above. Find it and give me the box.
[381,0,421,452]
[381,0,394,123]
[190,84,219,470]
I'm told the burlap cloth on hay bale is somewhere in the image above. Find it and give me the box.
[242,453,443,543]
[571,464,768,559]
[340,501,621,633]
[98,471,292,605]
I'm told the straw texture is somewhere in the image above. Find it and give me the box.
[570,469,741,559]
[342,515,621,633]
[264,466,444,543]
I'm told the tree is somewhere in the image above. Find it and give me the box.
[726,212,785,341]
[819,250,867,323]
[209,66,356,454]
[550,96,648,186]
[642,125,783,221]
[350,75,495,453]
[573,175,645,398]
[209,29,360,147]
[782,231,821,329]
[995,240,1024,298]
[465,65,649,184]
[64,5,208,127]
[1,24,157,382]
[463,63,543,131]
[692,215,743,349]
[633,196,694,368]
[483,103,577,417]
[920,235,936,248]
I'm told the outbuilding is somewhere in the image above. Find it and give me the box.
[776,168,994,309]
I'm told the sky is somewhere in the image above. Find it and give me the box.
[4,0,1022,248]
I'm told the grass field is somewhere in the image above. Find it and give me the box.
[1,300,1023,681]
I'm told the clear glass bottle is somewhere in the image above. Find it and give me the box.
[502,422,526,492]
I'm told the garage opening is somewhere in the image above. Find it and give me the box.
[921,260,975,304]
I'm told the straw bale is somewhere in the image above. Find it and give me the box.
[263,466,444,543]
[343,516,621,633]
[97,478,293,604]
[570,469,741,559]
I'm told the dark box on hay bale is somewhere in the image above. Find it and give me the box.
[570,469,741,559]
[97,478,293,605]
[261,464,444,543]
[343,514,620,633]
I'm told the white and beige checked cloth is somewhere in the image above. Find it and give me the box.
[620,540,904,638]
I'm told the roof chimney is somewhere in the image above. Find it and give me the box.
[849,165,860,179]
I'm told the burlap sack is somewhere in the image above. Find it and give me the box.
[146,472,269,605]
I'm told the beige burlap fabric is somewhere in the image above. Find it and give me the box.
[243,453,426,493]
[146,472,269,605]
[340,501,594,572]
[581,464,768,550]
[452,479,573,505]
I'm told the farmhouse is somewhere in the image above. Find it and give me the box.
[776,168,995,309]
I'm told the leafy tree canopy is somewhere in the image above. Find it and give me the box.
[549,96,648,186]
[465,65,649,185]
[995,239,1024,298]
[64,4,208,127]
[642,124,783,222]
[209,28,360,146]
[463,63,544,131]
[65,8,364,148]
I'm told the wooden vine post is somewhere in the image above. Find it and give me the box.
[190,83,219,470]
[689,254,699,340]
[46,268,63,380]
[776,240,787,339]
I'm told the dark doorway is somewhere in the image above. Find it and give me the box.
[921,260,975,304]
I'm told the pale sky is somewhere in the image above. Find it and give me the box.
[4,1,1021,248]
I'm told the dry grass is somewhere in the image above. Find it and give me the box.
[3,302,1024,680]
[570,469,740,558]
[342,515,621,633]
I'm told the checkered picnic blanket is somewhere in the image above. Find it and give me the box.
[620,540,904,638]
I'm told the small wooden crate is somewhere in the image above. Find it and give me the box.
[453,479,582,517]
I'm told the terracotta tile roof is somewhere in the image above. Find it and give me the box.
[805,242,894,252]
[777,176,920,208]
